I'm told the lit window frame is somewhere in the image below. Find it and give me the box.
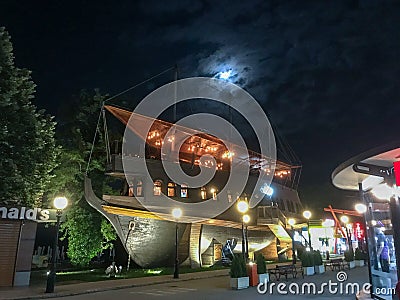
[180,184,188,198]
[168,182,176,197]
[153,180,163,196]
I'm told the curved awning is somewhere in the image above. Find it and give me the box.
[104,104,298,173]
[331,141,400,191]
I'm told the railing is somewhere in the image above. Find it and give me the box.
[257,205,288,227]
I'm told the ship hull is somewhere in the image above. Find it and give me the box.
[120,215,275,268]
[85,176,289,268]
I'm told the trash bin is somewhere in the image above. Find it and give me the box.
[247,263,258,286]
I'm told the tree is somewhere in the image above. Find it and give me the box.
[60,206,115,266]
[49,90,117,266]
[0,27,57,207]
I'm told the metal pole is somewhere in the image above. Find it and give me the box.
[173,222,179,278]
[343,222,350,251]
[307,220,312,250]
[46,210,61,293]
[245,224,249,261]
[291,225,296,264]
[358,183,373,297]
[241,220,245,260]
[347,226,353,253]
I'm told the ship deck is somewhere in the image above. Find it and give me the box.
[101,204,272,231]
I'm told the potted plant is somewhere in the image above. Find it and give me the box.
[313,250,325,274]
[300,251,315,276]
[230,254,249,290]
[354,248,365,267]
[256,253,269,284]
[344,250,355,269]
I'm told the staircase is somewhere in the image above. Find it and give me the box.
[257,206,292,244]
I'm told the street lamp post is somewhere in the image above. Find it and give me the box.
[303,210,312,250]
[288,218,296,264]
[340,215,352,252]
[237,200,249,260]
[172,208,182,279]
[355,203,367,250]
[46,197,68,293]
[355,200,373,295]
[243,214,250,261]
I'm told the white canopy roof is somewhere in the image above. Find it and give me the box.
[332,142,400,191]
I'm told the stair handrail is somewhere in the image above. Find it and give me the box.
[262,205,288,227]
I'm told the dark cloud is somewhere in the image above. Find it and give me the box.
[1,0,400,209]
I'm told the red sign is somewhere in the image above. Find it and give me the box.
[394,161,400,187]
[354,222,364,240]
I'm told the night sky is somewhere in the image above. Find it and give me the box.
[2,0,400,214]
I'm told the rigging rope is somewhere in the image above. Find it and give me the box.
[86,66,175,174]
[86,108,102,175]
[102,105,111,164]
[103,66,175,103]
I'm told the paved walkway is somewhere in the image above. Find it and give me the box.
[0,264,370,300]
[0,269,229,300]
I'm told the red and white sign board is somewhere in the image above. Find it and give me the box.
[394,161,400,187]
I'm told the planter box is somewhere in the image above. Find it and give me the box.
[314,265,325,274]
[230,277,250,290]
[355,260,365,267]
[304,266,315,276]
[258,273,269,285]
[348,261,356,269]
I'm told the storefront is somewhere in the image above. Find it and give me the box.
[0,206,57,287]
[332,143,400,300]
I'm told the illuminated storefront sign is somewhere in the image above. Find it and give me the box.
[0,206,57,222]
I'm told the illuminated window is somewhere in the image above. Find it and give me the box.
[168,182,176,197]
[211,188,217,200]
[228,194,232,202]
[128,181,134,197]
[153,180,162,196]
[136,180,143,197]
[181,184,188,198]
[201,187,207,200]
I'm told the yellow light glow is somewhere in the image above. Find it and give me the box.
[303,210,311,220]
[237,200,249,213]
[172,208,182,219]
[355,203,367,214]
[222,151,235,159]
[340,215,349,224]
[288,218,296,226]
[54,197,68,210]
[243,214,250,223]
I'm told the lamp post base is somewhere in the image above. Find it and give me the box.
[173,261,179,279]
[174,222,179,279]
[45,271,56,293]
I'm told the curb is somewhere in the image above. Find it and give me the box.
[1,270,229,300]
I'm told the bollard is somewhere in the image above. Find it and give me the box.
[247,263,259,287]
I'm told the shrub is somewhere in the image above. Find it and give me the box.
[230,254,247,278]
[354,248,366,260]
[300,251,314,267]
[313,250,323,266]
[344,250,354,262]
[256,253,267,274]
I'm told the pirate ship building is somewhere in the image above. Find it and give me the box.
[85,104,304,268]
